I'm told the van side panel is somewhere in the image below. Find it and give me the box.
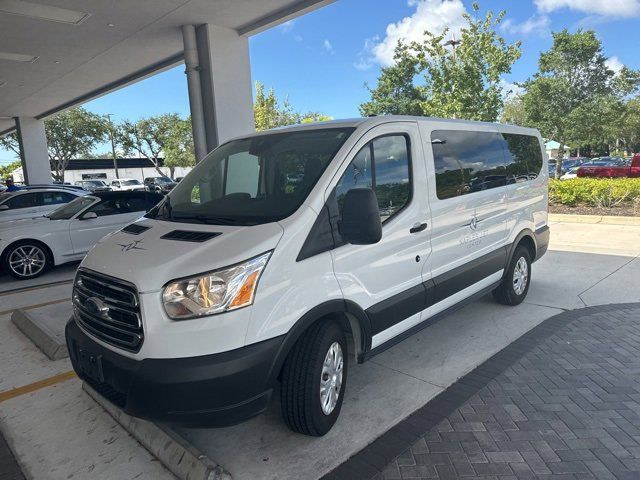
[244,205,344,346]
[501,131,549,248]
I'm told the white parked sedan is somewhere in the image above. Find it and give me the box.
[0,191,163,279]
[110,178,145,191]
[0,187,87,223]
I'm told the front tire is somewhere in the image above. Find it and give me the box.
[492,245,531,306]
[280,321,348,436]
[3,241,51,280]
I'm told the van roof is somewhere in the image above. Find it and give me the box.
[239,115,540,138]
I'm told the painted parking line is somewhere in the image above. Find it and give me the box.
[0,298,70,317]
[0,371,76,404]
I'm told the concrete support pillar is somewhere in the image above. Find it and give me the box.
[183,24,254,161]
[15,116,52,184]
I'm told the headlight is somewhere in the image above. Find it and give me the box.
[162,251,272,320]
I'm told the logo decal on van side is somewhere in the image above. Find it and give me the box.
[465,212,481,231]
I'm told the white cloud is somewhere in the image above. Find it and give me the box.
[606,56,625,74]
[500,79,525,99]
[357,0,468,68]
[534,0,640,17]
[279,20,296,33]
[323,39,335,55]
[354,36,380,70]
[501,15,550,37]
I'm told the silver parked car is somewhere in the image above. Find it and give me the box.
[0,187,88,223]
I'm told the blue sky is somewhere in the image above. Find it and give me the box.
[2,0,640,163]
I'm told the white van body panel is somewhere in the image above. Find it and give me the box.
[329,122,431,310]
[82,219,285,292]
[72,116,548,360]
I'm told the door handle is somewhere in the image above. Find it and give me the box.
[410,222,428,234]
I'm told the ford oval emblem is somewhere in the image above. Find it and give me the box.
[86,297,110,318]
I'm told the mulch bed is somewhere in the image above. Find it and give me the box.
[550,203,639,217]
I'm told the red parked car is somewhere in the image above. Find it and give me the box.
[577,154,640,178]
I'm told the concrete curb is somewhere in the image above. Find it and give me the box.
[11,308,68,360]
[549,213,640,225]
[82,383,231,480]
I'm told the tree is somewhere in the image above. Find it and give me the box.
[360,42,424,117]
[500,95,529,126]
[617,97,640,153]
[0,133,20,158]
[0,160,21,179]
[46,108,108,180]
[360,2,521,122]
[118,114,182,177]
[253,82,332,131]
[163,117,195,178]
[522,29,640,177]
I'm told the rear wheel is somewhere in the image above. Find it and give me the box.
[3,241,51,279]
[492,245,531,306]
[280,321,348,436]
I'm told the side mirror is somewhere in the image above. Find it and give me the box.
[81,211,98,220]
[0,204,8,211]
[340,188,382,245]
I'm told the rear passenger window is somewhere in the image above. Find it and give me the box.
[336,135,411,222]
[40,192,74,205]
[431,131,507,200]
[502,134,543,182]
[7,193,37,209]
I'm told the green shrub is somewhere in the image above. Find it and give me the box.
[549,178,640,207]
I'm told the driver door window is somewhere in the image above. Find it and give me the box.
[335,135,411,223]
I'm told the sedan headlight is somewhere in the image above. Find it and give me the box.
[162,251,272,320]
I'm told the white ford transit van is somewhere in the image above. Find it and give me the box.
[66,116,549,436]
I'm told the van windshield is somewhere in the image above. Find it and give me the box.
[147,127,354,226]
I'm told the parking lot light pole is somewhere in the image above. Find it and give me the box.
[106,113,120,179]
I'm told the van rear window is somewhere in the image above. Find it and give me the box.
[431,130,542,200]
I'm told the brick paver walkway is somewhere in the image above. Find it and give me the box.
[326,304,640,480]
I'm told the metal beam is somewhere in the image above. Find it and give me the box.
[36,53,184,120]
[237,0,336,36]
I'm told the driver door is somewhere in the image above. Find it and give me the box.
[69,195,146,255]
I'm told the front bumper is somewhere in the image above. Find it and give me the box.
[66,318,284,427]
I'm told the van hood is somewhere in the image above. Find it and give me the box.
[79,218,285,292]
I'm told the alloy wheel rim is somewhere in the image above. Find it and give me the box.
[9,246,46,277]
[320,341,344,415]
[513,257,528,295]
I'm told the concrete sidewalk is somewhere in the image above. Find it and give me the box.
[1,218,639,480]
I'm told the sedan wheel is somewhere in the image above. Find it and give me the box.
[5,244,49,279]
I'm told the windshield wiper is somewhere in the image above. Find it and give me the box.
[171,214,237,225]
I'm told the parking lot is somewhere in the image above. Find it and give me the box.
[1,215,640,480]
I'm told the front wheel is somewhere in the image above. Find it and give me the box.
[280,321,348,436]
[492,246,531,306]
[3,242,51,279]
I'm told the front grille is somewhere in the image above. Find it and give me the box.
[73,269,143,352]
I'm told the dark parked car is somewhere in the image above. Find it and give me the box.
[144,176,177,194]
[548,157,588,176]
[74,180,112,193]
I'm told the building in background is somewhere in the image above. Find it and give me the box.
[10,158,192,184]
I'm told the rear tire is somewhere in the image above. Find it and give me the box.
[3,241,51,280]
[492,245,531,306]
[280,321,348,436]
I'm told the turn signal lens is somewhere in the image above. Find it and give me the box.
[229,271,259,309]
